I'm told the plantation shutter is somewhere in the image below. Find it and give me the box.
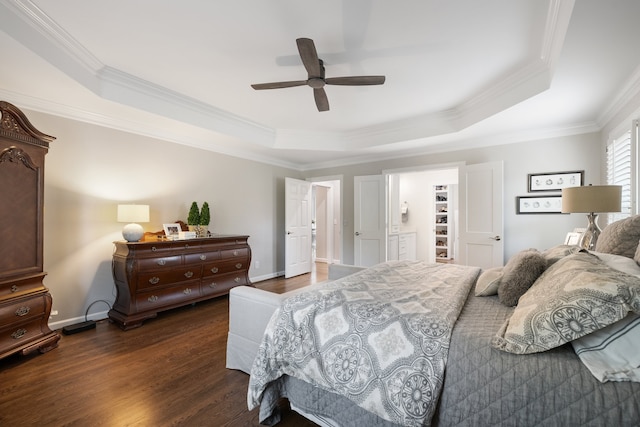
[606,123,637,223]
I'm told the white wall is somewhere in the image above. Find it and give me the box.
[26,110,302,328]
[306,132,603,265]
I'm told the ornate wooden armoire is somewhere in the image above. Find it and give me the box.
[0,101,60,360]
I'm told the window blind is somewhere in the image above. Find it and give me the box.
[606,125,635,223]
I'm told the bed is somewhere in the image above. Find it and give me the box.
[237,217,640,426]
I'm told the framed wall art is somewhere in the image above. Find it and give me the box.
[528,170,584,192]
[516,195,565,214]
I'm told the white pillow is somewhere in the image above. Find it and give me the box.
[474,267,503,296]
[590,251,640,276]
[572,313,640,383]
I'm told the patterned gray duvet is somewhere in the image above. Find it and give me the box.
[248,261,481,426]
[250,264,640,426]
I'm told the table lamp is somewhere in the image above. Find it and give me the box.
[561,185,621,250]
[117,204,150,242]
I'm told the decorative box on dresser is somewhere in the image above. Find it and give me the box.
[109,235,251,330]
[0,101,60,360]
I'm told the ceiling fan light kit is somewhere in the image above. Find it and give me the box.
[251,38,385,112]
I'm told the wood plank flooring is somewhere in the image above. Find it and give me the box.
[0,264,328,426]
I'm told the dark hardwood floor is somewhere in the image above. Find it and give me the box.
[0,263,328,426]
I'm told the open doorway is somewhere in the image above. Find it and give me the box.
[386,167,459,263]
[310,177,342,266]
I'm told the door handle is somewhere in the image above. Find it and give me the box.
[355,232,361,236]
[490,235,501,241]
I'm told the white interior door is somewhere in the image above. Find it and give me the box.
[354,175,386,267]
[285,177,312,278]
[457,161,504,268]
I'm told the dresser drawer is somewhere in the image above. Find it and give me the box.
[221,247,250,259]
[0,274,46,300]
[203,258,249,277]
[184,251,220,265]
[0,294,46,323]
[201,272,247,296]
[137,255,182,270]
[0,317,47,351]
[137,267,202,290]
[136,283,201,312]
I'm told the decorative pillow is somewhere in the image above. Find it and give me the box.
[595,215,640,258]
[572,313,640,383]
[498,249,547,307]
[542,244,586,266]
[475,267,503,297]
[591,251,640,276]
[493,252,640,354]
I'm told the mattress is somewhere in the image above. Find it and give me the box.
[257,293,640,426]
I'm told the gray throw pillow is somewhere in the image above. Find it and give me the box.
[498,249,547,307]
[595,215,640,259]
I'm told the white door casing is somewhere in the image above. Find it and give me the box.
[457,161,504,268]
[285,177,312,278]
[354,175,386,267]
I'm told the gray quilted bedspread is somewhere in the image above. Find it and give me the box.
[248,260,481,426]
[256,292,640,426]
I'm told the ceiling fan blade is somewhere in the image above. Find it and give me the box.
[314,88,329,112]
[325,76,386,86]
[296,38,322,77]
[251,80,307,90]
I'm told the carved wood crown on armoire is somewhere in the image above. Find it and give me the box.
[0,101,60,360]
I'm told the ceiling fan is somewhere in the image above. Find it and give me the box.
[251,38,385,112]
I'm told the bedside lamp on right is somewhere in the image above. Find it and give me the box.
[561,184,622,250]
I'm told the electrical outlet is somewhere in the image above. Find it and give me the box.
[50,310,58,316]
[255,260,260,269]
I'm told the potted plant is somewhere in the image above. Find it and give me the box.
[187,202,201,235]
[199,202,210,237]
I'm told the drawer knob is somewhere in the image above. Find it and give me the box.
[235,263,242,269]
[11,328,27,339]
[10,285,18,293]
[149,277,160,285]
[210,267,219,274]
[233,250,238,256]
[148,295,158,303]
[15,306,30,317]
[184,271,194,278]
[157,259,166,266]
[151,246,157,251]
[183,288,192,295]
[200,255,207,261]
[234,277,240,283]
[209,282,217,288]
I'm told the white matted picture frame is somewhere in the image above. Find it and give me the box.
[564,231,582,245]
[163,223,181,238]
[516,195,565,214]
[528,170,584,192]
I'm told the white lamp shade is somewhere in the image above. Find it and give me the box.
[561,185,622,213]
[117,204,150,223]
[117,204,149,242]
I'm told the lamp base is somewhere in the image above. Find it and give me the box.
[577,212,601,250]
[122,223,144,242]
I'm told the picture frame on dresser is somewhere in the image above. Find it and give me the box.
[163,223,180,238]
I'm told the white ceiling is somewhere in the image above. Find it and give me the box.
[1,0,640,170]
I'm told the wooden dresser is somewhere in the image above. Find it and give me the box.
[109,235,252,330]
[0,101,60,360]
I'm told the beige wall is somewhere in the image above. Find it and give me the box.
[26,110,302,328]
[22,108,606,328]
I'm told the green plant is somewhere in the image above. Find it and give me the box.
[200,202,210,226]
[187,201,200,225]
